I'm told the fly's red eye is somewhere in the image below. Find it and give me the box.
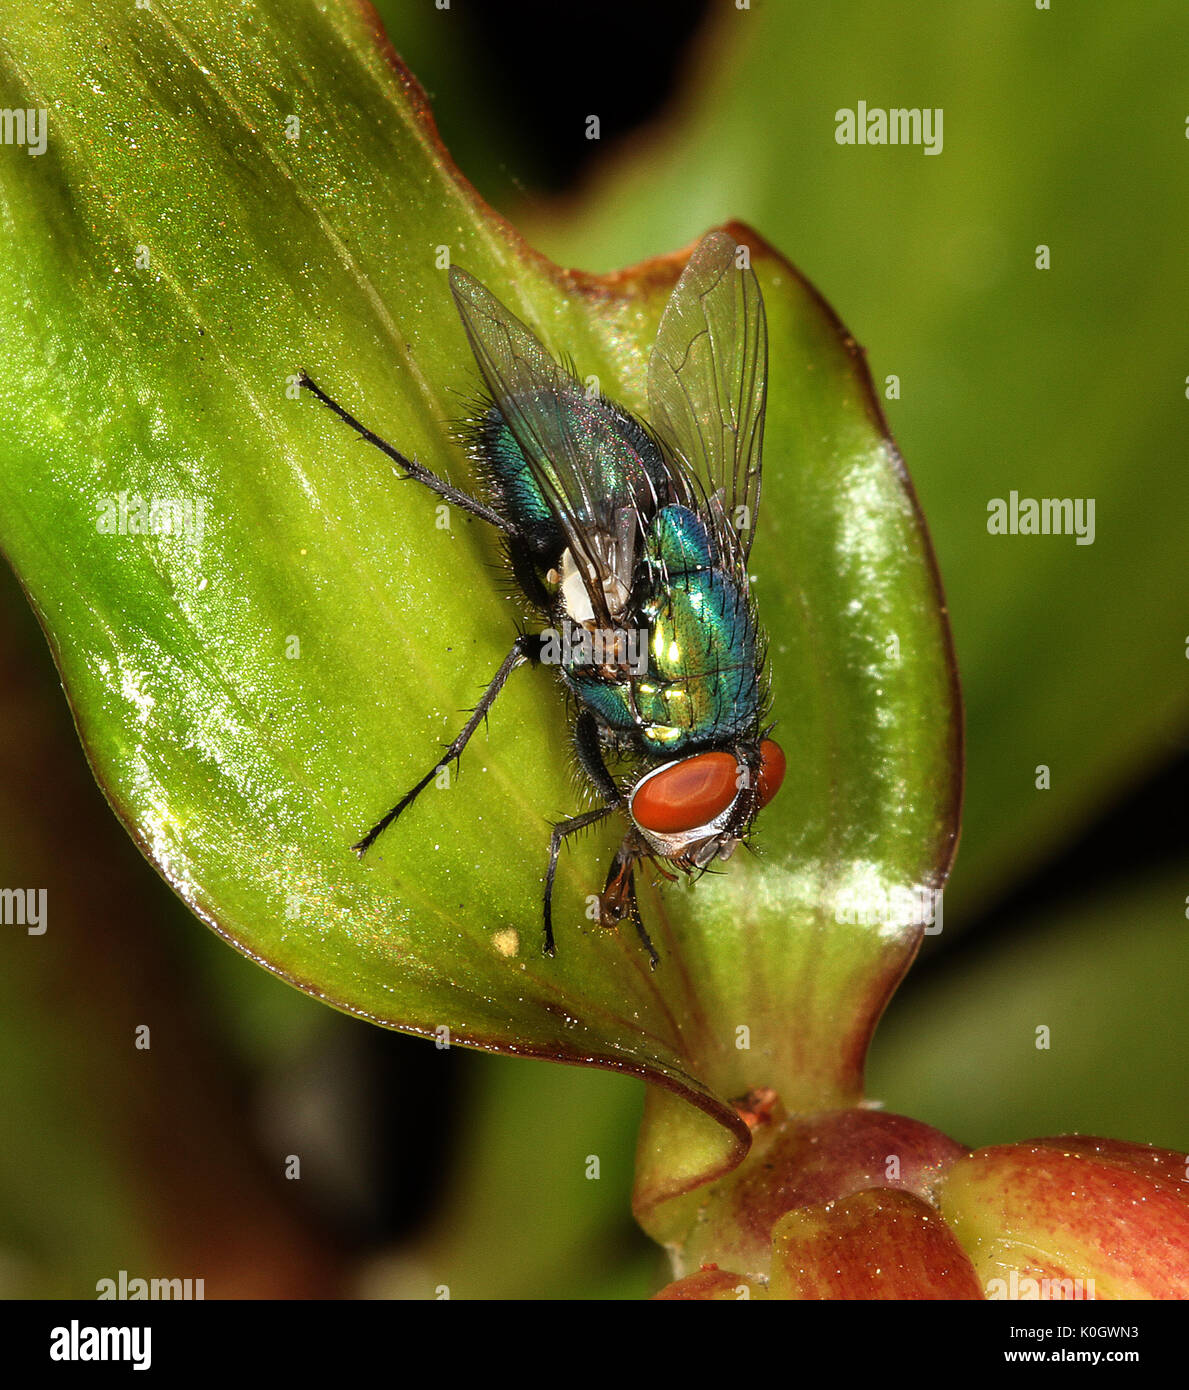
[631,752,740,835]
[756,739,786,810]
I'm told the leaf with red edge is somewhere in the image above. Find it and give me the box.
[0,0,960,1213]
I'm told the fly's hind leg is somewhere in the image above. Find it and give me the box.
[354,631,545,854]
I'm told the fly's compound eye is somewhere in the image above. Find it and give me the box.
[630,752,740,835]
[755,738,786,809]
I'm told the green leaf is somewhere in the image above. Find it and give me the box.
[529,0,1189,920]
[0,0,959,1195]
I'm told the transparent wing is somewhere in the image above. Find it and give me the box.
[647,230,769,573]
[451,267,661,625]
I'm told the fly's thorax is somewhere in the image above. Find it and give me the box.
[471,406,562,559]
[632,574,760,753]
[561,566,764,754]
[627,740,786,865]
[630,502,763,748]
[473,390,671,566]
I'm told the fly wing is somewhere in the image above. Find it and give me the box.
[647,230,769,574]
[450,267,660,626]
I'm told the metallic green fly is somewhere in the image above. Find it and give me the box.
[301,230,785,966]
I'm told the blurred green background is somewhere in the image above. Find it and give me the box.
[1,0,1185,1298]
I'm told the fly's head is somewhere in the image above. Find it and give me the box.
[626,739,786,873]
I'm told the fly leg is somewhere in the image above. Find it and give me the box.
[543,804,621,958]
[300,372,510,531]
[571,713,659,966]
[573,710,622,806]
[354,632,544,854]
[600,842,659,969]
[540,715,628,957]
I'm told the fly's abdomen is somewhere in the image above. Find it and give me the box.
[473,408,563,558]
[473,395,671,562]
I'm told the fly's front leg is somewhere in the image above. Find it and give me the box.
[569,714,659,966]
[540,712,636,959]
[600,840,659,969]
[543,805,616,958]
[354,632,545,854]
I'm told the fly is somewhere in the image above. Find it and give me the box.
[300,230,786,967]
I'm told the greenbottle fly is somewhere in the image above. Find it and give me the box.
[300,230,785,966]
